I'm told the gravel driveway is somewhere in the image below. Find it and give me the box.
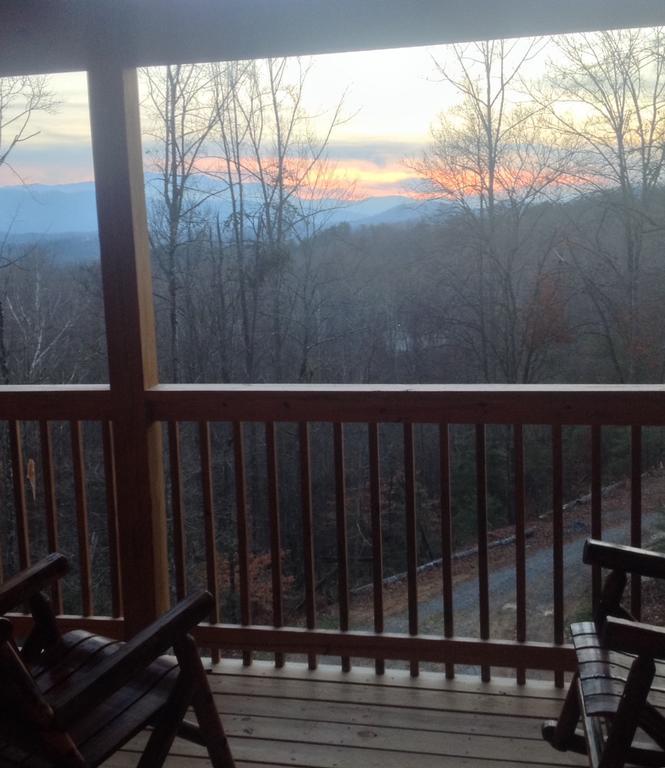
[378,511,659,673]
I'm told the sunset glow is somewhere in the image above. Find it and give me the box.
[191,154,422,199]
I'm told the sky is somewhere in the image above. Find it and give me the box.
[0,38,552,197]
[0,44,469,195]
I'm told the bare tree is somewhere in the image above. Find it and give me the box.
[142,64,219,382]
[0,75,57,384]
[207,57,348,382]
[545,28,665,381]
[0,75,57,179]
[411,40,574,383]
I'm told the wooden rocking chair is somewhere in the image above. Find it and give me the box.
[0,552,235,768]
[543,538,665,768]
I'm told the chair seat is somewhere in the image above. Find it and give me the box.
[0,630,179,767]
[572,622,665,717]
[0,557,233,768]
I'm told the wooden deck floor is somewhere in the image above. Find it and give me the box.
[110,660,587,768]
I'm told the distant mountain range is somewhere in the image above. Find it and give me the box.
[0,177,453,258]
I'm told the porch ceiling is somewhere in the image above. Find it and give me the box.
[2,0,665,77]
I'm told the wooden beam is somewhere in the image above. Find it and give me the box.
[87,61,168,636]
[9,613,124,640]
[193,624,577,672]
[0,386,110,420]
[1,0,664,76]
[147,384,665,426]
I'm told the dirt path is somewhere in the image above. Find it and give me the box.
[341,469,665,647]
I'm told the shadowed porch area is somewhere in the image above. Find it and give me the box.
[111,661,585,768]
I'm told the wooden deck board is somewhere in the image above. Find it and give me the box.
[109,661,586,768]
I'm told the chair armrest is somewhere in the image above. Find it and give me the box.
[602,616,665,659]
[583,539,665,579]
[0,554,68,614]
[51,590,214,728]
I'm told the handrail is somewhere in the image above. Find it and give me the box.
[146,383,665,425]
[0,386,111,420]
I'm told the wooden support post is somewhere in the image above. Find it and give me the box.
[87,62,168,636]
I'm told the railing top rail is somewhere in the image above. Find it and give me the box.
[146,384,665,426]
[0,385,111,420]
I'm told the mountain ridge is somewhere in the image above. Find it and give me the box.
[0,178,453,243]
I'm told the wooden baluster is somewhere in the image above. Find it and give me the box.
[368,423,384,675]
[40,420,62,613]
[476,424,490,682]
[591,425,602,607]
[631,425,642,619]
[102,421,122,618]
[552,424,564,688]
[168,421,187,602]
[334,422,350,672]
[404,423,419,677]
[440,423,454,679]
[265,422,284,667]
[233,421,252,666]
[299,422,317,670]
[199,422,220,663]
[514,424,526,685]
[70,421,92,616]
[9,420,30,571]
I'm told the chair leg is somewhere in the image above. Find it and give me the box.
[542,672,585,752]
[137,672,196,768]
[177,635,235,768]
[599,655,656,768]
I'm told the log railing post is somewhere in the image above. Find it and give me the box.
[87,62,168,636]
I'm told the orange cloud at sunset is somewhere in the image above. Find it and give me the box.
[318,160,420,199]
[193,154,422,200]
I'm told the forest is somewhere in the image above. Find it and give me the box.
[0,28,664,623]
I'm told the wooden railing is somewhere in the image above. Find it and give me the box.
[148,384,665,682]
[1,384,664,683]
[0,386,123,638]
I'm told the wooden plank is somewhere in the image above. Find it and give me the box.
[147,384,665,426]
[591,425,602,606]
[299,422,317,670]
[8,420,30,569]
[265,422,284,668]
[215,694,561,739]
[195,624,577,671]
[368,423,384,676]
[124,739,578,768]
[39,420,62,613]
[233,421,252,666]
[199,421,220,663]
[167,421,187,601]
[333,422,350,672]
[630,424,642,618]
[10,614,124,638]
[0,387,111,420]
[125,711,585,765]
[440,423,454,680]
[2,0,664,77]
[476,424,490,682]
[102,421,122,618]
[70,420,93,616]
[514,424,526,685]
[552,425,564,689]
[206,673,571,719]
[404,423,419,677]
[211,658,571,700]
[88,63,168,635]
